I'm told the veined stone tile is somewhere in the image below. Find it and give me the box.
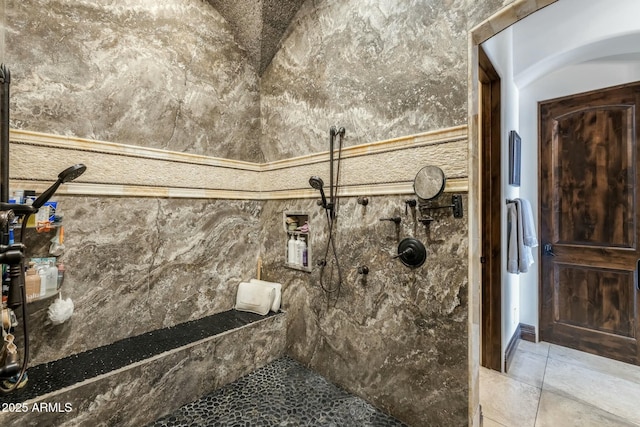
[543,357,640,425]
[518,340,550,358]
[483,415,509,427]
[6,0,262,162]
[506,345,547,389]
[480,367,540,427]
[535,389,637,427]
[548,344,640,384]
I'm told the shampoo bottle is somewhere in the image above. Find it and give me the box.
[287,234,296,265]
[25,263,41,303]
[296,236,306,266]
[37,264,49,297]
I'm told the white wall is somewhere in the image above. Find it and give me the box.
[481,0,640,356]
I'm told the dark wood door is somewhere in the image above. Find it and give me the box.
[540,82,640,365]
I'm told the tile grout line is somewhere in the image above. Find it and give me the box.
[532,344,551,427]
[543,344,640,426]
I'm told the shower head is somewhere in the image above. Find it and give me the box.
[309,176,324,190]
[32,163,87,209]
[309,176,328,209]
[59,163,87,183]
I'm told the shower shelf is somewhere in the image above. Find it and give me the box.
[26,288,60,304]
[283,211,311,273]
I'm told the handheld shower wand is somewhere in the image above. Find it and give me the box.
[32,164,87,209]
[309,176,330,212]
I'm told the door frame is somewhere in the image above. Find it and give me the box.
[469,2,561,425]
[479,46,502,372]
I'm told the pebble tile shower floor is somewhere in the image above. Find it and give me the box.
[148,356,407,427]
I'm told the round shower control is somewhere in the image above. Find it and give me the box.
[394,238,427,268]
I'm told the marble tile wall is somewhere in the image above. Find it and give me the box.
[259,0,515,161]
[4,0,263,162]
[3,0,266,369]
[258,194,468,426]
[21,197,264,365]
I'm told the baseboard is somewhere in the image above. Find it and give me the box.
[520,323,536,342]
[504,323,537,372]
[504,324,521,372]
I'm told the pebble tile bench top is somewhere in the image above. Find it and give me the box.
[2,310,279,404]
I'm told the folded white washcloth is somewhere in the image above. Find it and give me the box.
[249,279,282,312]
[235,282,275,316]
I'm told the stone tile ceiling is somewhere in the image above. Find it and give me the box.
[207,0,306,75]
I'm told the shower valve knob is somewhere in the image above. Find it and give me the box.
[357,197,369,206]
[392,248,414,259]
[394,237,427,268]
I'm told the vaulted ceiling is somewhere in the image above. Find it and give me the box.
[207,0,307,75]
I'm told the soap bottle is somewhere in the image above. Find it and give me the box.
[37,263,49,297]
[296,236,306,266]
[57,262,65,290]
[46,260,58,293]
[301,237,308,267]
[25,263,41,303]
[287,234,296,265]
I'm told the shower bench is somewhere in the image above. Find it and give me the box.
[0,309,286,426]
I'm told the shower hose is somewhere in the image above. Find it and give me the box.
[319,128,344,306]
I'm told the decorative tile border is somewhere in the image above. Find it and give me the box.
[9,126,468,200]
[469,0,558,45]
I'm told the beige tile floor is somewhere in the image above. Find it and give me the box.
[480,340,640,427]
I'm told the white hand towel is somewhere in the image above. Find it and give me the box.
[507,203,519,274]
[516,199,533,273]
[518,198,538,247]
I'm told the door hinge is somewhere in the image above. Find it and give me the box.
[480,256,486,264]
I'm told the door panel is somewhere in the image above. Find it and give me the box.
[555,106,635,247]
[540,82,640,365]
[555,264,634,337]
